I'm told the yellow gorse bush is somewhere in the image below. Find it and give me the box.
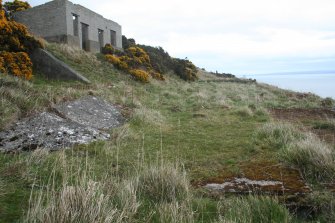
[0,51,33,80]
[0,56,5,73]
[0,0,42,80]
[127,47,151,65]
[102,44,164,82]
[129,69,150,83]
[105,54,128,70]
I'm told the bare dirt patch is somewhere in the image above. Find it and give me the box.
[270,108,335,144]
[195,161,310,196]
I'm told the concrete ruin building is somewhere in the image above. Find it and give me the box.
[13,0,122,53]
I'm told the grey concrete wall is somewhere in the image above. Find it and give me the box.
[13,0,68,39]
[65,1,122,53]
[14,0,122,53]
[30,48,90,83]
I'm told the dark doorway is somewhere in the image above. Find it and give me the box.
[72,14,79,36]
[81,23,89,51]
[98,29,104,52]
[110,30,116,46]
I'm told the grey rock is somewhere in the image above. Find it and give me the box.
[54,96,125,130]
[0,112,110,152]
[0,96,125,152]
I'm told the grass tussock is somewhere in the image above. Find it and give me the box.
[254,122,304,150]
[254,106,269,117]
[255,122,335,183]
[0,75,39,129]
[25,180,121,223]
[23,157,193,223]
[216,196,291,223]
[232,106,254,117]
[133,106,166,126]
[137,163,190,203]
[282,134,335,182]
[305,191,335,222]
[313,118,335,131]
[230,104,269,120]
[0,178,4,197]
[158,202,194,223]
[25,149,50,166]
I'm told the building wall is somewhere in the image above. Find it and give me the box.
[65,1,122,53]
[13,0,68,39]
[13,0,122,53]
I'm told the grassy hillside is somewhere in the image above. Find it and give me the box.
[0,43,334,222]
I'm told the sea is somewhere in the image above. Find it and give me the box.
[240,72,335,99]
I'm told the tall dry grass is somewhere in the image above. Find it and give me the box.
[254,122,305,150]
[305,191,335,222]
[0,75,38,129]
[50,43,101,67]
[282,134,335,182]
[23,149,194,223]
[0,177,4,197]
[313,118,335,131]
[136,163,190,203]
[25,180,121,223]
[255,122,335,182]
[133,106,166,126]
[158,201,194,223]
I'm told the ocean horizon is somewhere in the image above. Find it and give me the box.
[240,72,335,99]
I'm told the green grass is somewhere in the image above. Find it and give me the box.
[0,43,333,222]
[254,122,335,183]
[282,134,335,183]
[312,119,335,131]
[254,122,305,151]
[216,196,292,223]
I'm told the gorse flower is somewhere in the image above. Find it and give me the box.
[0,51,33,80]
[0,0,42,80]
[102,44,163,82]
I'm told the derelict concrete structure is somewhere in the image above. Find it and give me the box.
[13,0,122,53]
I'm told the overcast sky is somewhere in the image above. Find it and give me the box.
[27,0,335,75]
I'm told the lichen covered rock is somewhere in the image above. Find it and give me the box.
[0,96,125,152]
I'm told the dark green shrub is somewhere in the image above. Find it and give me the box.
[122,35,136,49]
[4,0,31,13]
[321,97,334,108]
